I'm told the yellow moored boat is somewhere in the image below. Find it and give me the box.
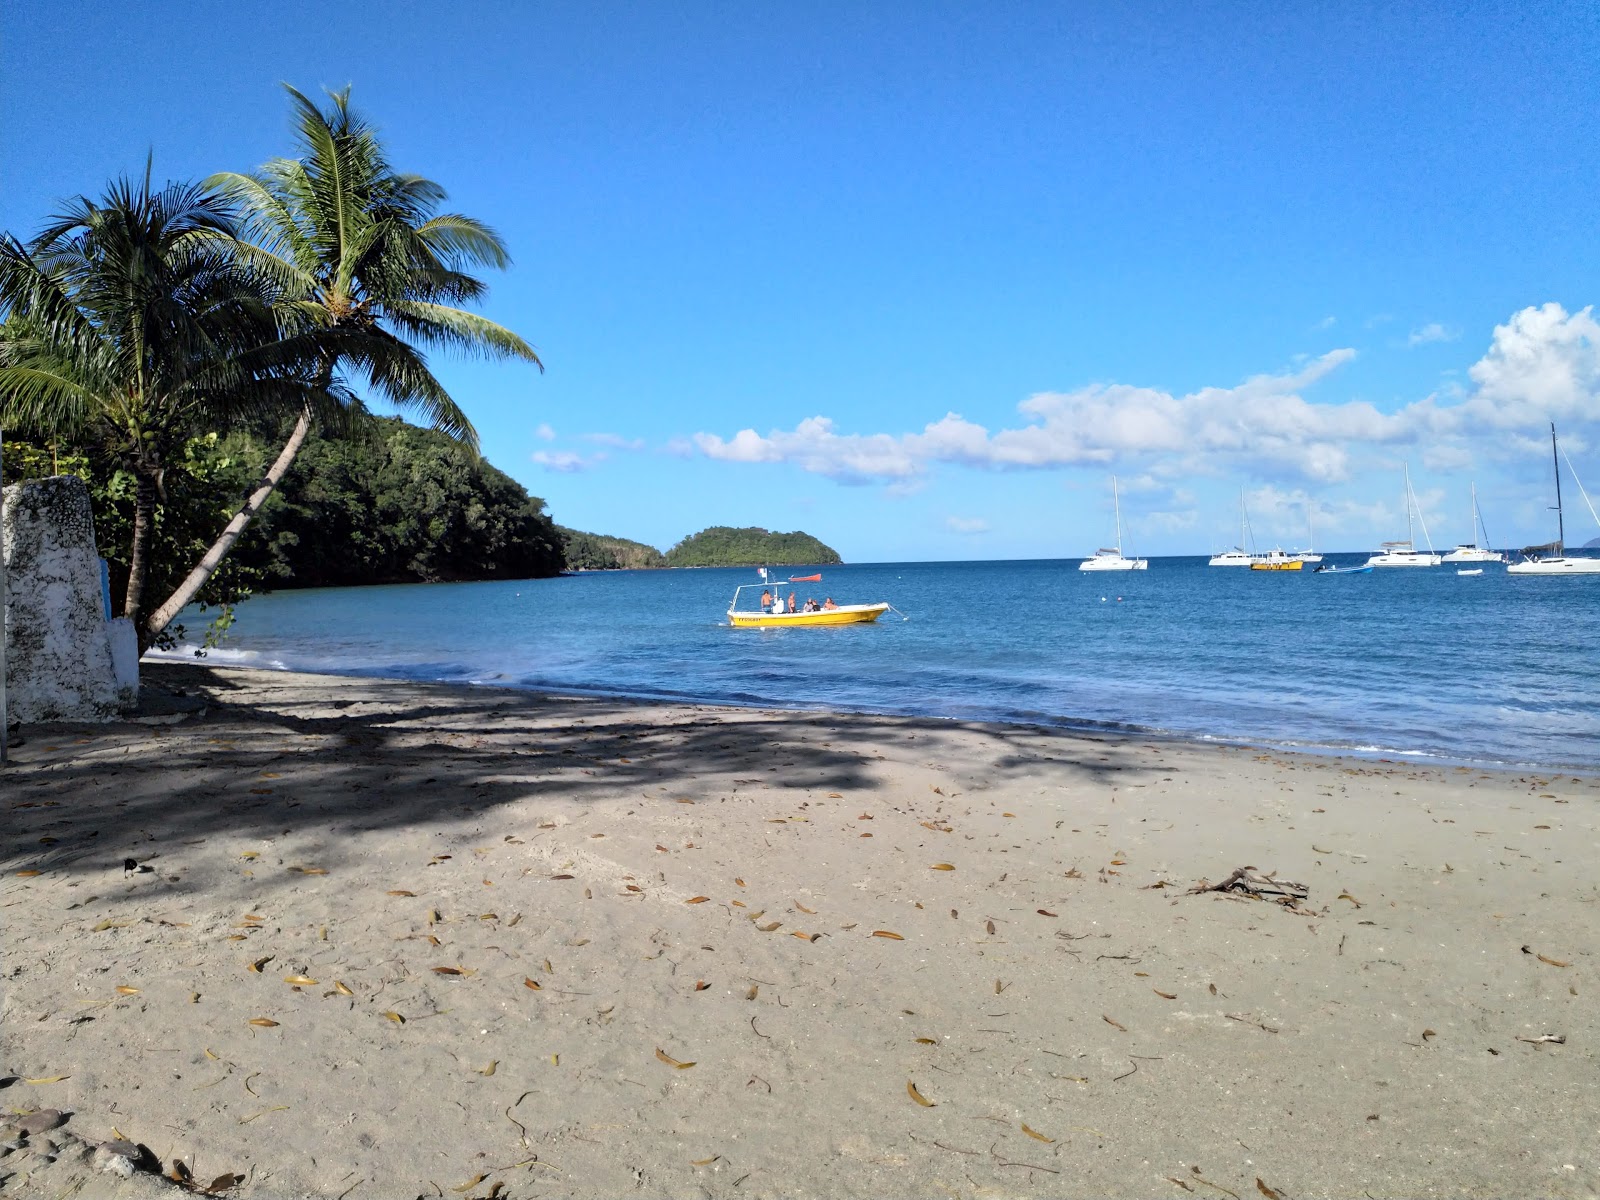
[1250,548,1304,571]
[727,576,892,627]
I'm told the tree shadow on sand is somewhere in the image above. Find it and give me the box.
[3,662,1177,901]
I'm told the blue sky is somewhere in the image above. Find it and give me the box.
[5,1,1600,558]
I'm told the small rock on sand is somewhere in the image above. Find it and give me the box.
[92,1139,141,1177]
[17,1109,67,1135]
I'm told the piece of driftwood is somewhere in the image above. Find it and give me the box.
[1188,866,1310,906]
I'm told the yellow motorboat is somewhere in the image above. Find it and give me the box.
[1250,549,1304,571]
[727,578,893,627]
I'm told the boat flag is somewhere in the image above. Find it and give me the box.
[757,567,767,579]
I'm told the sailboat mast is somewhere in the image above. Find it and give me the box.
[1552,423,1565,552]
[1404,465,1415,546]
[1112,476,1123,552]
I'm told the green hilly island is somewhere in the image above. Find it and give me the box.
[665,526,841,568]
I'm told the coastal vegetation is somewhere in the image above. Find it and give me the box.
[557,527,667,571]
[665,525,841,567]
[0,85,539,649]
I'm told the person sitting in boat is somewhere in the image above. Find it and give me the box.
[822,597,838,610]
[803,598,819,612]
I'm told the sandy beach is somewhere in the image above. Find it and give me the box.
[2,663,1596,1199]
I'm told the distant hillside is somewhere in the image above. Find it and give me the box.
[665,526,842,568]
[1586,536,1600,549]
[557,527,667,571]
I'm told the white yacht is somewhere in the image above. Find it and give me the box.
[1079,476,1148,571]
[1507,425,1600,575]
[1441,483,1504,564]
[1367,465,1441,567]
[1209,491,1254,565]
[1291,502,1322,563]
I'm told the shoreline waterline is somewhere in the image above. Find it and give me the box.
[140,655,1597,777]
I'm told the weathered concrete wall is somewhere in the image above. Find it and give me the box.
[2,475,134,722]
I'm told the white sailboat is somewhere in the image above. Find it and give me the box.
[1079,476,1148,571]
[1366,465,1441,567]
[1291,501,1322,564]
[1507,424,1600,575]
[1441,483,1504,563]
[1209,491,1253,566]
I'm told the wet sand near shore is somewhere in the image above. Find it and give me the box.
[2,664,1596,1199]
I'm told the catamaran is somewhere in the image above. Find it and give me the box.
[1507,425,1600,576]
[1441,483,1504,563]
[1079,476,1148,571]
[1366,465,1441,567]
[1209,491,1254,566]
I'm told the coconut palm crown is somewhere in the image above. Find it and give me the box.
[0,168,342,638]
[142,84,541,640]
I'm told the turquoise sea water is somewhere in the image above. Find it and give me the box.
[156,556,1600,770]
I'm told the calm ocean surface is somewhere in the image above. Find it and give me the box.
[157,556,1600,770]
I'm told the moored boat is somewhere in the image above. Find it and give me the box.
[1250,548,1303,571]
[1079,476,1148,571]
[1507,425,1600,575]
[1441,483,1504,563]
[1367,465,1441,567]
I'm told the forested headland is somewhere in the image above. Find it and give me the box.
[665,526,841,567]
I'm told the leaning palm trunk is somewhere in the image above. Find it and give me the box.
[124,468,159,626]
[143,404,313,643]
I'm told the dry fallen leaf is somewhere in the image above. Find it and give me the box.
[14,870,43,877]
[1103,1015,1128,1032]
[247,957,273,973]
[432,966,470,976]
[284,976,317,987]
[333,981,353,996]
[23,1075,68,1085]
[745,985,759,1000]
[115,985,141,995]
[290,866,328,875]
[523,977,542,991]
[382,1011,405,1024]
[930,863,955,871]
[1256,1179,1285,1200]
[684,896,710,905]
[871,930,905,940]
[387,890,416,897]
[1154,989,1178,1000]
[247,1018,280,1028]
[695,980,711,991]
[794,900,816,914]
[451,1173,488,1194]
[914,1037,937,1045]
[1021,1123,1054,1143]
[480,1061,498,1076]
[756,921,782,932]
[655,1048,696,1069]
[906,1080,935,1107]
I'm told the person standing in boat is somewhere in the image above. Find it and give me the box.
[787,592,797,613]
[760,588,773,612]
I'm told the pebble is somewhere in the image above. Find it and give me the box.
[92,1139,140,1178]
[17,1109,66,1135]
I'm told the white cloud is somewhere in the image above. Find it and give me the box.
[583,432,646,450]
[688,303,1600,488]
[1462,303,1600,428]
[945,516,989,534]
[694,349,1387,484]
[1315,315,1337,330]
[534,423,557,441]
[1407,322,1458,347]
[531,449,605,472]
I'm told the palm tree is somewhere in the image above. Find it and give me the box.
[0,169,335,642]
[144,84,541,639]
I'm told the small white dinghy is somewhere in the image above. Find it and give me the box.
[1457,568,1483,576]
